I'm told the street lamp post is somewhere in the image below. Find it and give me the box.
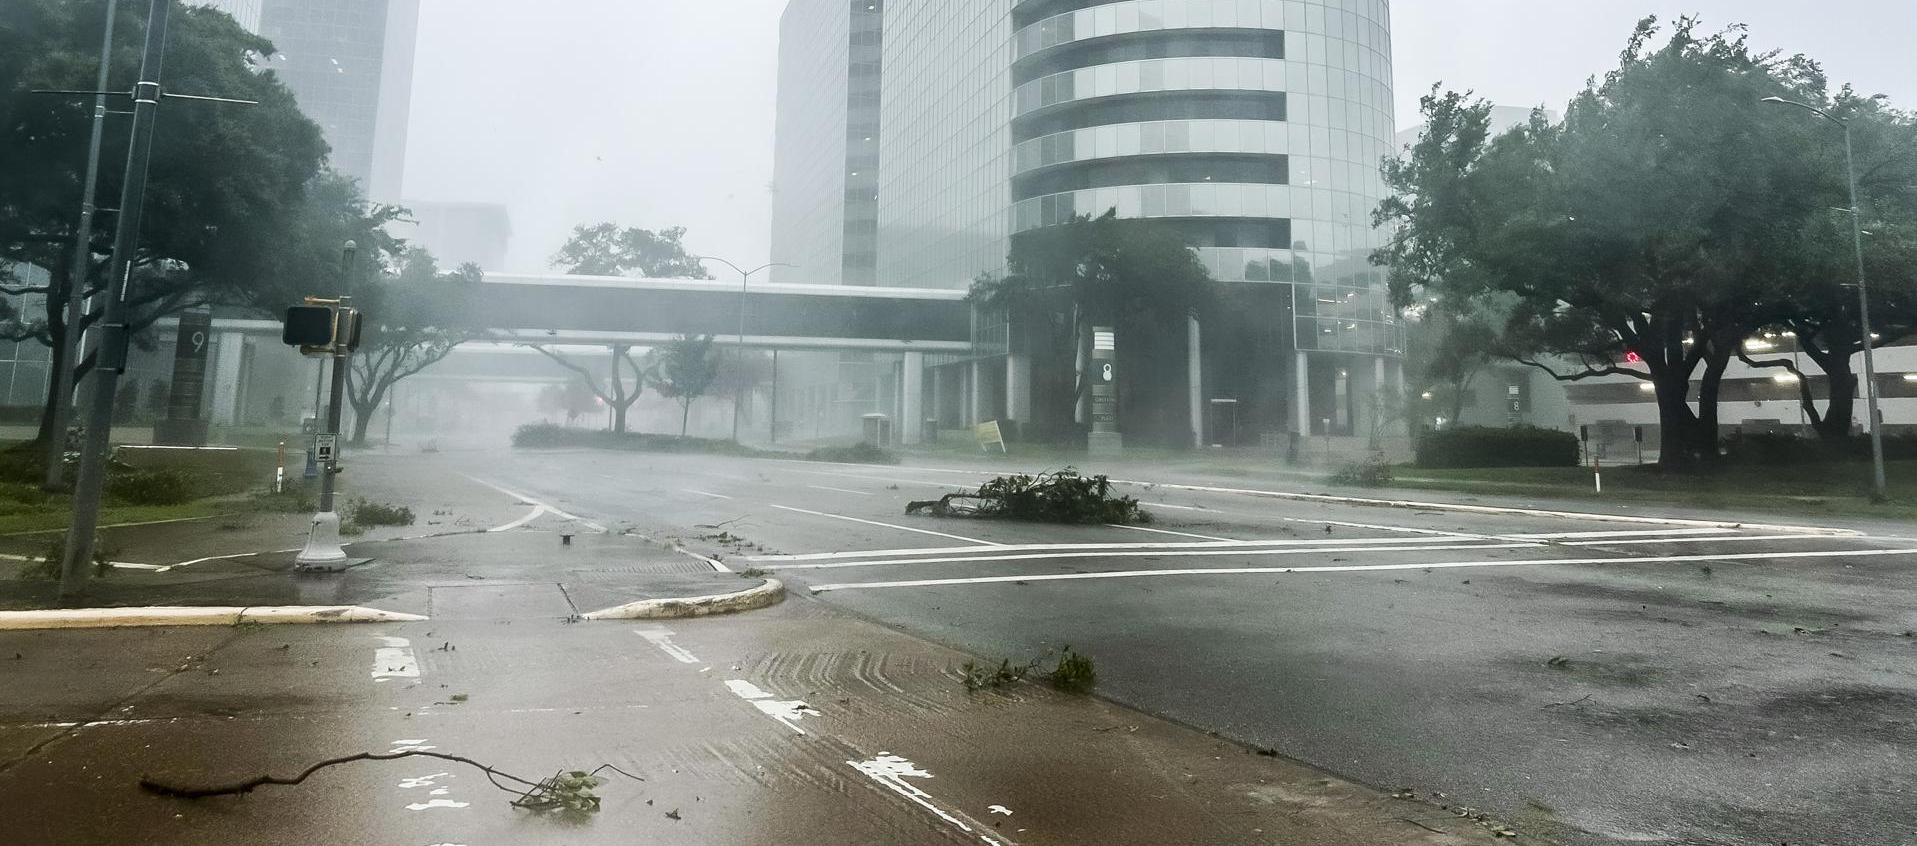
[1761,96,1889,501]
[691,256,794,442]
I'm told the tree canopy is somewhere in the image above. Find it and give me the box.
[1375,17,1916,466]
[549,223,711,278]
[343,246,483,444]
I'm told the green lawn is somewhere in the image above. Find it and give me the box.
[1383,460,1917,520]
[0,501,222,536]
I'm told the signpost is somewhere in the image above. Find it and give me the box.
[154,309,212,445]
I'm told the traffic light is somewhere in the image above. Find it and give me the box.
[283,303,362,355]
[283,305,334,347]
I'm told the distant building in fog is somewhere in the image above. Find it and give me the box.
[400,201,514,270]
[254,0,420,202]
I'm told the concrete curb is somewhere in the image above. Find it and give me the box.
[580,578,785,621]
[0,605,428,631]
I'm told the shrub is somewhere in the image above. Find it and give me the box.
[512,423,762,456]
[1416,426,1579,469]
[1329,454,1395,487]
[106,468,195,506]
[350,498,415,527]
[1722,431,1917,465]
[804,442,901,465]
[1049,646,1097,694]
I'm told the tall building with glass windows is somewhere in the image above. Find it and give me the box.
[772,0,1401,444]
[256,0,419,202]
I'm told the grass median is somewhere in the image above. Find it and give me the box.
[1380,460,1917,520]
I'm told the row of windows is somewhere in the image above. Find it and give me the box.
[1015,55,1290,116]
[1013,90,1286,141]
[1017,0,1292,57]
[1014,29,1285,85]
[1019,118,1324,173]
[1012,181,1384,233]
[1012,153,1289,200]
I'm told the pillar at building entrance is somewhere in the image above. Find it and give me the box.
[901,351,924,445]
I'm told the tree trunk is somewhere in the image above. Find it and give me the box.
[680,401,691,437]
[613,402,628,435]
[1694,352,1730,465]
[1815,371,1857,440]
[1653,372,1701,471]
[35,252,76,449]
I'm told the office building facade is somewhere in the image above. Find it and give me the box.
[255,0,419,201]
[772,0,1401,445]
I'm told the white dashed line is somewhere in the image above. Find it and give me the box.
[637,628,701,664]
[768,504,1003,546]
[770,542,1535,571]
[685,489,734,500]
[1104,523,1234,541]
[725,679,820,734]
[807,484,873,496]
[371,636,420,681]
[811,547,1917,592]
[850,754,1005,846]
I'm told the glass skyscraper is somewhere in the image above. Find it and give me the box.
[772,0,1401,442]
[255,0,419,202]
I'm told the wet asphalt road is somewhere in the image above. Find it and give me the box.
[447,448,1917,846]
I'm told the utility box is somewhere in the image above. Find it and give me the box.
[862,413,892,447]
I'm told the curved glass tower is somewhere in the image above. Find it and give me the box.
[772,0,1401,442]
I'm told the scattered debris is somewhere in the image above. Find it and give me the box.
[139,751,640,815]
[906,469,1147,525]
[1546,655,1570,668]
[665,808,682,821]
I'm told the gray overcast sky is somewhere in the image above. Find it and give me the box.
[400,1,1916,277]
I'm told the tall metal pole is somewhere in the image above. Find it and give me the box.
[60,0,171,599]
[1843,124,1889,501]
[46,0,120,490]
[734,264,747,442]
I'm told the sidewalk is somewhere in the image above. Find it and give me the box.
[0,528,766,620]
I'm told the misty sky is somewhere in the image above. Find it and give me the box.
[399,1,1917,278]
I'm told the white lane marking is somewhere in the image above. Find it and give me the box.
[807,484,873,496]
[1111,479,1859,536]
[465,476,608,533]
[769,542,1537,571]
[674,546,731,573]
[1145,502,1210,512]
[768,503,1003,547]
[638,629,701,664]
[685,489,734,500]
[726,679,772,699]
[487,503,548,533]
[1283,517,1506,541]
[849,754,1005,846]
[390,739,437,752]
[172,552,259,569]
[1515,527,1737,539]
[372,636,420,681]
[405,799,469,811]
[1105,523,1233,541]
[725,678,820,734]
[746,535,1475,563]
[989,804,1014,816]
[399,772,450,789]
[1559,534,1821,547]
[813,547,1917,592]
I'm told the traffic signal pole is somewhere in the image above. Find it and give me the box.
[59,0,170,599]
[295,300,354,571]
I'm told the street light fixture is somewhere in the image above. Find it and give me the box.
[1761,95,1889,502]
[690,256,795,442]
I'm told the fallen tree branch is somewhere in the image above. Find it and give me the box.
[140,750,641,813]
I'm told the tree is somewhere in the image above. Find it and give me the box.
[1405,298,1503,428]
[538,379,599,426]
[1737,94,1917,439]
[1376,18,1840,468]
[526,342,646,434]
[648,335,722,437]
[342,247,481,445]
[970,211,1216,445]
[0,1,328,445]
[549,223,711,278]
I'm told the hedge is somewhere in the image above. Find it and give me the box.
[1415,426,1580,469]
[1722,431,1917,466]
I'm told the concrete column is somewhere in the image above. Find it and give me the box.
[931,366,946,430]
[209,332,245,426]
[968,359,983,425]
[1006,353,1033,422]
[1369,355,1388,448]
[1293,349,1311,434]
[902,351,924,445]
[1187,315,1203,448]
